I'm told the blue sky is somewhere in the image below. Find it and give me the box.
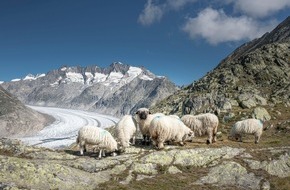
[0,0,289,86]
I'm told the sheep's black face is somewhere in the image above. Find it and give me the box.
[139,111,148,120]
[136,108,151,120]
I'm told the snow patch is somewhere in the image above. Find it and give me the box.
[61,67,67,71]
[139,75,154,81]
[0,81,3,84]
[23,73,46,81]
[11,79,21,82]
[93,72,107,83]
[65,72,84,83]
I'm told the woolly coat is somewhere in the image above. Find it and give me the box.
[230,118,263,143]
[77,125,118,155]
[149,115,193,149]
[116,115,137,148]
[181,113,219,144]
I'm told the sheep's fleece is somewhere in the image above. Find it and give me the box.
[116,114,137,148]
[149,115,193,149]
[77,125,118,158]
[230,118,263,144]
[181,113,219,144]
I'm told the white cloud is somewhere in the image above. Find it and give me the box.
[138,0,164,26]
[182,8,277,45]
[166,0,197,10]
[138,0,197,26]
[233,0,290,18]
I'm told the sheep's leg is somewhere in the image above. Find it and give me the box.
[142,135,147,145]
[79,142,85,155]
[206,129,213,144]
[145,135,151,146]
[132,136,136,145]
[239,135,243,142]
[157,141,164,149]
[102,150,106,157]
[79,147,84,156]
[212,127,217,143]
[255,135,260,144]
[98,149,102,158]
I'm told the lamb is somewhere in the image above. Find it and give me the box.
[181,113,219,144]
[149,115,193,149]
[115,114,137,149]
[135,107,164,145]
[76,125,118,158]
[228,118,263,144]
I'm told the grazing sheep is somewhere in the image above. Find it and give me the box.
[181,113,219,144]
[115,115,137,149]
[76,125,118,158]
[229,118,263,144]
[149,115,193,149]
[135,107,164,145]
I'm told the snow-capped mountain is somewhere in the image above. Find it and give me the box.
[2,62,179,116]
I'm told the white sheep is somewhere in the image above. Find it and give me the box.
[76,125,118,158]
[181,113,219,144]
[149,115,193,149]
[135,107,164,145]
[228,118,263,144]
[115,114,137,149]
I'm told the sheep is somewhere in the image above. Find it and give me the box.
[149,115,193,149]
[115,114,137,149]
[76,125,118,158]
[181,113,219,144]
[228,118,263,144]
[135,107,164,145]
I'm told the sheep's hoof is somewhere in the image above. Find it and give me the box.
[206,140,211,144]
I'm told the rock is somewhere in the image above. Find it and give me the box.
[244,151,290,178]
[252,107,271,121]
[195,161,262,189]
[167,166,182,174]
[173,147,244,167]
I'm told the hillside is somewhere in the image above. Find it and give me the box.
[0,86,53,138]
[152,16,290,126]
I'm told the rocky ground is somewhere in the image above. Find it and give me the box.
[0,122,290,190]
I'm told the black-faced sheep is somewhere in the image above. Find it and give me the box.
[181,113,219,144]
[228,118,263,144]
[149,115,193,149]
[76,125,118,158]
[135,107,164,145]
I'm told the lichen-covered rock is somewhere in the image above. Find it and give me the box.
[195,161,262,189]
[244,151,290,177]
[0,155,101,189]
[252,107,271,121]
[173,147,244,167]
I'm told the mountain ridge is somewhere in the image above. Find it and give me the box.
[1,62,179,116]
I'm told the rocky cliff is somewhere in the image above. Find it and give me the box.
[1,62,179,116]
[0,86,53,138]
[151,16,290,123]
